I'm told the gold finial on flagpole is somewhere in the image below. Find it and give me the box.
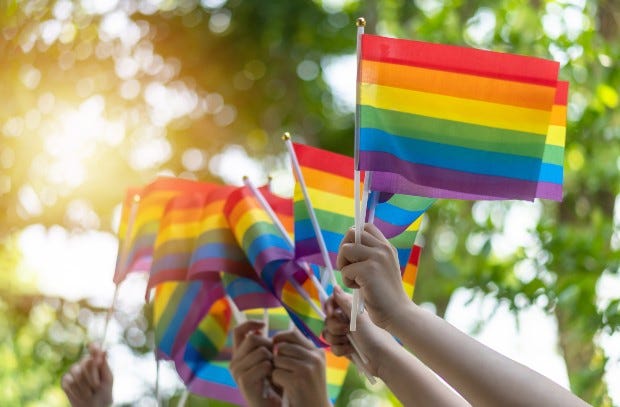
[242,175,249,181]
[132,194,141,203]
[356,17,366,27]
[267,175,273,183]
[282,132,291,141]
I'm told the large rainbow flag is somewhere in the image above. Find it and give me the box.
[292,142,433,270]
[113,177,215,284]
[357,34,565,201]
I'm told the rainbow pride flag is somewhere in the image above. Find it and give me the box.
[222,273,280,311]
[224,186,326,345]
[147,190,213,292]
[357,34,565,201]
[224,186,294,287]
[187,186,256,282]
[113,177,215,284]
[153,279,225,360]
[292,143,433,270]
[154,281,245,405]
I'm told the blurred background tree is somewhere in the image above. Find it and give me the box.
[0,0,619,405]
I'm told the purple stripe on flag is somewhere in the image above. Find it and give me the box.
[146,269,187,294]
[371,170,562,201]
[362,151,558,201]
[170,285,222,358]
[294,239,338,267]
[188,258,255,280]
[373,217,412,238]
[232,292,281,311]
[254,247,293,276]
[174,360,245,405]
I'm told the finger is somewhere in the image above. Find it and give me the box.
[324,316,349,336]
[273,342,313,360]
[333,286,353,315]
[235,332,272,360]
[62,373,85,405]
[235,359,273,388]
[99,352,114,385]
[324,296,335,316]
[331,344,354,357]
[272,355,305,376]
[339,243,375,265]
[272,328,313,349]
[88,342,103,358]
[337,228,358,269]
[232,346,273,375]
[83,358,101,389]
[322,331,349,347]
[233,321,265,349]
[340,261,373,289]
[340,226,385,247]
[69,365,92,401]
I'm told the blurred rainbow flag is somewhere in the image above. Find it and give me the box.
[113,177,215,284]
[154,281,245,405]
[187,186,256,281]
[147,190,213,292]
[357,34,565,201]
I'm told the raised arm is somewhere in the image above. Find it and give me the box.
[337,223,591,407]
[323,289,470,407]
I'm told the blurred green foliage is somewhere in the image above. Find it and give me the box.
[1,0,619,405]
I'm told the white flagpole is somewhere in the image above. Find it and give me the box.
[283,133,337,288]
[102,193,141,346]
[243,176,328,304]
[351,16,366,331]
[178,389,190,407]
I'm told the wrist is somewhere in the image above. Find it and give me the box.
[384,300,418,337]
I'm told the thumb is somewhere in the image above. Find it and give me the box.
[333,286,353,314]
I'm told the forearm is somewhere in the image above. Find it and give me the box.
[388,303,589,407]
[377,344,470,407]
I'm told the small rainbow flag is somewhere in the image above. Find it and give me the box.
[113,187,142,283]
[357,34,565,201]
[114,177,215,284]
[223,186,294,287]
[187,186,257,282]
[154,282,244,405]
[292,143,433,270]
[224,185,326,345]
